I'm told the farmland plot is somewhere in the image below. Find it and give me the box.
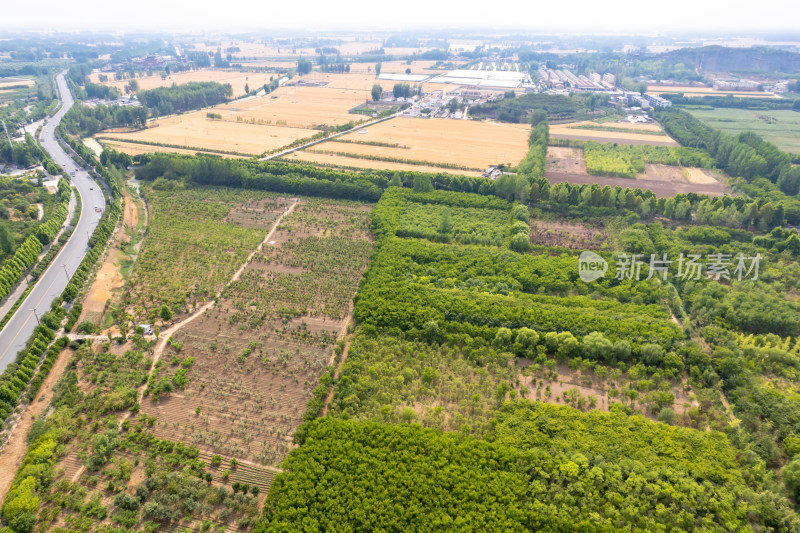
[545,146,726,197]
[98,114,319,156]
[530,218,608,250]
[122,188,292,324]
[33,343,265,532]
[323,117,531,170]
[140,199,373,466]
[549,121,679,146]
[88,69,282,98]
[214,85,369,128]
[281,150,479,176]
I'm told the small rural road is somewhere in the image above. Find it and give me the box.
[0,71,105,372]
[259,113,400,161]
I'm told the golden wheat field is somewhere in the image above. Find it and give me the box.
[0,78,35,89]
[216,85,369,127]
[98,112,318,156]
[282,150,481,176]
[549,121,679,145]
[297,72,377,92]
[319,117,531,169]
[88,69,281,98]
[96,139,245,158]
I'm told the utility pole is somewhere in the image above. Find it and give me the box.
[31,308,40,325]
[61,264,70,282]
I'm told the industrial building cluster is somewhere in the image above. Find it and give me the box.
[538,66,617,91]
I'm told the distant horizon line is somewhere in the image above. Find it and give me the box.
[1,26,799,37]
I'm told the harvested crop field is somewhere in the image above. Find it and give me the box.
[280,150,481,176]
[216,84,369,127]
[549,121,679,146]
[565,120,666,132]
[0,77,34,89]
[141,198,373,466]
[97,113,318,156]
[88,69,282,98]
[322,117,530,170]
[96,138,245,158]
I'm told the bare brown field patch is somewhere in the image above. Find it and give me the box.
[530,219,608,250]
[545,145,723,196]
[566,119,665,133]
[684,167,721,184]
[78,192,142,326]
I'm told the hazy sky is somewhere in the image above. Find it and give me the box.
[4,0,800,32]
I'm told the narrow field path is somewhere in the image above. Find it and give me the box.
[122,200,298,426]
[321,302,355,416]
[260,114,400,161]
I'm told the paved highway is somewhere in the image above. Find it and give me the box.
[0,71,105,372]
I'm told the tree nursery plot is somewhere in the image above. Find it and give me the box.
[140,198,373,466]
[5,341,266,532]
[260,409,795,532]
[121,188,292,324]
[397,201,510,246]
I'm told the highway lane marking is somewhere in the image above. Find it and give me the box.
[0,272,60,363]
[0,72,99,368]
